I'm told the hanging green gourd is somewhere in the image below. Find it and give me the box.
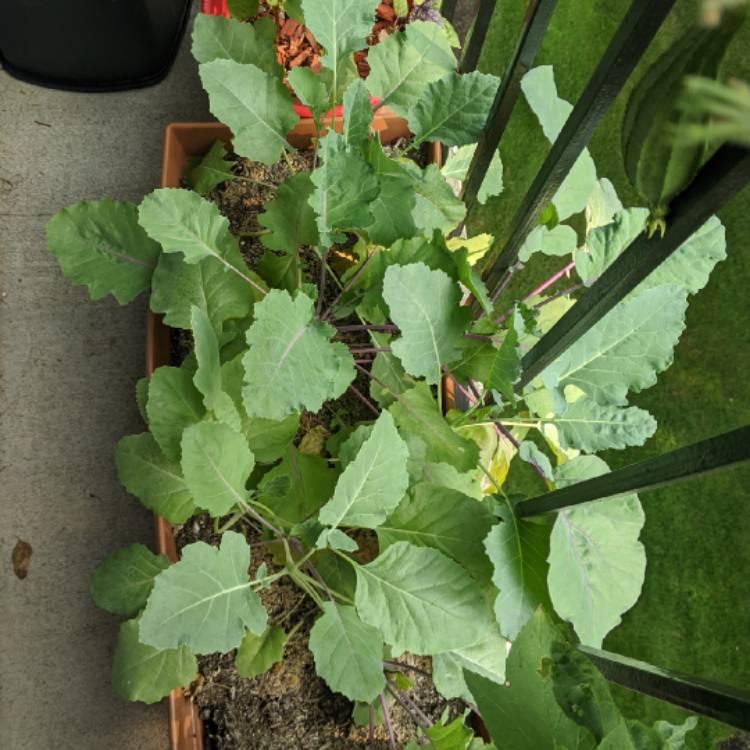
[622,10,746,237]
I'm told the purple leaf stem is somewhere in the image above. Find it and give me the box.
[316,250,329,318]
[349,346,392,354]
[380,693,397,750]
[491,261,521,302]
[336,323,399,334]
[321,253,376,320]
[348,382,380,416]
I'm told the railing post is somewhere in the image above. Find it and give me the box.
[459,0,499,74]
[480,0,677,299]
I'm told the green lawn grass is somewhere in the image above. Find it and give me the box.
[472,2,750,746]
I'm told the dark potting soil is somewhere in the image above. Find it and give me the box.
[168,141,463,748]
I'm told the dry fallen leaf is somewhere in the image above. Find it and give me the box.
[12,539,32,579]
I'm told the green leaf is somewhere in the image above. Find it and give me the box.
[136,377,149,423]
[518,224,578,263]
[46,199,160,304]
[302,0,375,93]
[426,717,474,750]
[383,262,471,384]
[90,544,169,617]
[441,144,503,205]
[521,66,597,220]
[139,531,267,653]
[465,609,597,750]
[355,541,491,654]
[450,245,494,316]
[288,66,331,120]
[242,290,355,418]
[389,383,479,473]
[258,172,319,254]
[541,285,688,408]
[199,59,298,164]
[319,411,409,529]
[186,139,236,196]
[150,249,256,332]
[433,624,507,703]
[181,421,255,517]
[421,461,483,500]
[407,162,466,234]
[366,21,455,116]
[318,527,359,552]
[370,345,412,407]
[191,14,280,77]
[255,249,301,293]
[115,433,196,523]
[550,398,657,453]
[343,78,373,146]
[549,456,646,647]
[410,71,500,146]
[377,483,495,582]
[226,0,260,20]
[146,366,206,461]
[192,306,242,430]
[235,625,288,678]
[576,209,649,285]
[112,619,197,704]
[484,513,552,640]
[309,602,385,702]
[653,717,699,749]
[259,445,338,524]
[309,131,379,247]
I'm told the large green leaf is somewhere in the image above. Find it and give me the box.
[140,531,267,654]
[366,21,455,116]
[192,306,242,429]
[191,14,280,77]
[242,290,355,418]
[112,619,197,704]
[377,483,494,583]
[309,132,379,247]
[199,59,298,164]
[426,717,475,749]
[259,445,338,525]
[383,262,471,384]
[355,541,491,654]
[343,78,374,146]
[46,199,160,304]
[90,544,169,617]
[146,366,206,461]
[186,139,236,197]
[181,421,255,517]
[541,285,688,408]
[518,224,578,263]
[406,162,466,234]
[549,456,646,647]
[389,383,479,473]
[149,249,256,332]
[410,71,500,146]
[115,433,196,523]
[302,0,374,94]
[521,66,597,220]
[258,172,318,254]
[319,411,408,529]
[441,144,503,205]
[465,610,597,750]
[309,602,385,702]
[484,513,552,640]
[235,625,288,678]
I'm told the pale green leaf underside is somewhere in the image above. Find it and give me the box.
[181,421,255,518]
[139,532,267,654]
[235,625,288,678]
[90,543,170,617]
[115,433,196,524]
[46,198,160,304]
[187,139,236,196]
[355,541,491,655]
[441,143,503,205]
[549,456,646,647]
[242,290,355,419]
[319,411,409,529]
[309,602,385,702]
[113,619,197,704]
[518,224,577,264]
[383,262,470,384]
[199,59,298,164]
[541,285,688,408]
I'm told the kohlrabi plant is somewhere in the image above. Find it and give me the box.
[45,0,725,744]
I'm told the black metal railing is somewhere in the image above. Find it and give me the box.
[451,0,750,732]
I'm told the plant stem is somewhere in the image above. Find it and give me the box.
[316,249,329,318]
[321,252,376,320]
[349,346,392,354]
[236,228,272,238]
[491,261,521,302]
[533,282,583,308]
[525,258,577,301]
[218,256,268,297]
[336,323,399,334]
[353,362,402,404]
[348,382,380,416]
[368,705,375,743]
[380,693,397,750]
[493,421,549,481]
[217,511,244,533]
[383,660,432,679]
[386,681,432,730]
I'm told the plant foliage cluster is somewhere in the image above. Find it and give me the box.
[46,1,729,745]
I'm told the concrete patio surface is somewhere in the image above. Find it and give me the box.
[0,5,210,748]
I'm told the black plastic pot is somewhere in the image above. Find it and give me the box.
[0,0,191,91]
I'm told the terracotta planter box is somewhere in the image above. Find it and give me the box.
[149,115,446,750]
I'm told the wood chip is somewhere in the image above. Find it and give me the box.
[12,539,32,579]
